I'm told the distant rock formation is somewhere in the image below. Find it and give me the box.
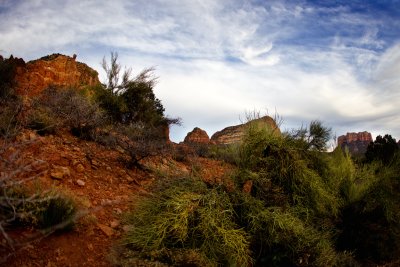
[338,131,373,155]
[14,53,100,96]
[211,116,280,145]
[184,127,210,144]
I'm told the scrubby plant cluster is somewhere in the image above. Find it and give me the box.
[0,141,78,262]
[0,52,179,261]
[119,119,400,266]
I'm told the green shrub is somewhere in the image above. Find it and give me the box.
[337,151,400,262]
[231,192,338,266]
[208,144,241,165]
[365,134,399,164]
[1,186,77,231]
[26,106,58,135]
[123,177,252,266]
[0,99,23,138]
[27,86,105,138]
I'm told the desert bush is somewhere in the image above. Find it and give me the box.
[123,177,252,266]
[208,144,241,165]
[0,56,23,139]
[98,52,167,126]
[0,141,78,262]
[116,124,171,169]
[231,193,338,266]
[337,154,400,262]
[0,99,23,139]
[238,120,339,217]
[27,86,105,138]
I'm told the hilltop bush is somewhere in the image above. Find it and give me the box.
[27,86,105,138]
[95,52,179,131]
[365,134,399,164]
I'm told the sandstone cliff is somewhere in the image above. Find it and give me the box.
[184,127,210,144]
[211,116,280,145]
[14,53,100,96]
[338,131,373,155]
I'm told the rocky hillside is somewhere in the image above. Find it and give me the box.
[210,115,280,145]
[13,53,100,96]
[338,131,373,155]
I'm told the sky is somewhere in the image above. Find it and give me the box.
[1,0,399,143]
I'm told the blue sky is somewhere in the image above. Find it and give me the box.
[1,0,399,144]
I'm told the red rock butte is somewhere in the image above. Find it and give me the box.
[14,53,100,96]
[184,127,210,144]
[337,131,373,155]
[337,131,372,146]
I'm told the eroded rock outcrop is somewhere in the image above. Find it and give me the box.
[211,116,280,145]
[184,127,210,144]
[14,53,100,96]
[338,131,373,155]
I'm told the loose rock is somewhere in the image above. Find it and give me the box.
[50,166,70,180]
[97,223,114,237]
[76,179,85,186]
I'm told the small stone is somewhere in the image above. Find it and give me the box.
[110,220,120,228]
[50,166,70,180]
[106,166,112,171]
[76,179,85,186]
[73,147,81,152]
[75,164,85,173]
[97,223,114,237]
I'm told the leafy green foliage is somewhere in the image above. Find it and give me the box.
[0,55,22,138]
[124,177,252,266]
[365,134,399,164]
[118,114,400,266]
[287,120,332,151]
[96,52,172,130]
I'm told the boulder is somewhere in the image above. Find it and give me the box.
[50,165,71,180]
[211,116,280,145]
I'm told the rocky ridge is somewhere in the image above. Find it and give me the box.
[13,53,100,96]
[338,131,373,155]
[210,116,280,145]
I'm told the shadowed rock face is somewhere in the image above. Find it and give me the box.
[338,131,373,155]
[184,127,210,144]
[210,116,280,145]
[14,53,100,96]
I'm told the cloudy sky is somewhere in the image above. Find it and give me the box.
[1,0,399,143]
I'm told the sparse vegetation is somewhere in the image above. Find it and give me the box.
[1,52,400,266]
[27,86,105,138]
